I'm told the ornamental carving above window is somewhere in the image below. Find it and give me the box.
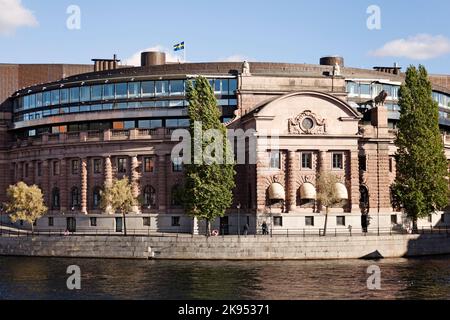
[288,110,327,135]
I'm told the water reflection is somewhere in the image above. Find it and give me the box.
[0,256,449,300]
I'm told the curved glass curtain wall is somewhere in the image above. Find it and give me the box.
[13,78,238,123]
[346,81,450,120]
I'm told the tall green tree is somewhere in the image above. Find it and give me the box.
[392,65,449,230]
[4,182,47,233]
[182,77,236,236]
[100,177,137,236]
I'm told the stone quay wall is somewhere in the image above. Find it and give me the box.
[0,233,449,260]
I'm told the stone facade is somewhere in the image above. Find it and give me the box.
[0,59,450,235]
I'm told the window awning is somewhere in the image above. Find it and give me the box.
[300,183,316,200]
[335,183,349,200]
[268,183,285,201]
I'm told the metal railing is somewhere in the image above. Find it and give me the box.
[1,225,449,239]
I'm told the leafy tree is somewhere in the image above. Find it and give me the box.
[100,177,137,236]
[392,65,449,230]
[316,173,342,236]
[182,76,236,236]
[4,182,47,233]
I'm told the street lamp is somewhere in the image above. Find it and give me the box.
[237,203,241,237]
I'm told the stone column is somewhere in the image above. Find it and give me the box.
[104,156,113,214]
[349,151,360,213]
[131,156,141,214]
[319,150,328,174]
[81,158,88,215]
[42,160,50,207]
[60,159,68,213]
[287,151,297,212]
[157,154,168,214]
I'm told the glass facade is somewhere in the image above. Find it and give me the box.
[13,78,238,132]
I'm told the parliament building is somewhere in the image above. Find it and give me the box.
[0,52,449,234]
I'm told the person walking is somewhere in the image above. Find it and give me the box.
[262,221,268,235]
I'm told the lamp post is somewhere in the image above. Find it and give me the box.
[237,203,241,237]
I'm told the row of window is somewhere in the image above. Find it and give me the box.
[269,152,345,170]
[16,156,184,179]
[347,82,450,109]
[14,78,238,112]
[49,184,183,210]
[272,216,347,227]
[47,216,182,228]
[346,82,400,99]
[14,99,237,123]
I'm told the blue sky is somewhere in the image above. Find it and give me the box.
[0,0,450,74]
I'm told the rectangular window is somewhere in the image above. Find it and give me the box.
[144,157,155,173]
[141,81,155,97]
[103,84,115,99]
[269,151,281,169]
[128,82,141,98]
[93,159,102,174]
[71,159,79,175]
[117,158,127,173]
[138,119,163,129]
[51,90,60,105]
[155,81,169,97]
[90,217,97,227]
[53,161,60,176]
[37,162,42,177]
[91,85,103,101]
[143,217,151,227]
[48,217,54,227]
[301,152,313,169]
[24,163,29,177]
[36,93,43,107]
[172,157,183,172]
[124,121,136,130]
[43,91,51,106]
[305,216,314,227]
[29,94,36,109]
[273,216,283,227]
[169,80,184,96]
[70,87,80,103]
[391,214,398,225]
[359,155,367,172]
[428,215,433,223]
[171,216,181,227]
[229,79,237,94]
[60,89,69,104]
[360,84,371,95]
[80,86,91,102]
[332,153,344,170]
[389,157,394,173]
[442,214,445,223]
[115,83,127,99]
[337,216,346,226]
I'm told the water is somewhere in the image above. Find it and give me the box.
[0,256,449,300]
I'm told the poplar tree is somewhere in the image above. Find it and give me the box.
[183,77,236,236]
[392,65,449,230]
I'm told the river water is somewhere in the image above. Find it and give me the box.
[0,256,449,300]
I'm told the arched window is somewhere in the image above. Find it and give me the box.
[143,185,156,208]
[171,185,182,207]
[70,187,80,208]
[93,187,102,209]
[52,188,60,209]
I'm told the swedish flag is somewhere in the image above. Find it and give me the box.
[173,41,185,52]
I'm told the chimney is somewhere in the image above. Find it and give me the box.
[92,54,121,72]
[141,51,166,67]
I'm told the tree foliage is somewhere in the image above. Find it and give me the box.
[100,177,137,235]
[316,173,342,236]
[182,77,236,233]
[4,182,47,231]
[393,65,449,224]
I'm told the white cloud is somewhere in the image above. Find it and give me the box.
[0,0,38,36]
[370,34,450,60]
[220,54,250,62]
[124,45,180,66]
